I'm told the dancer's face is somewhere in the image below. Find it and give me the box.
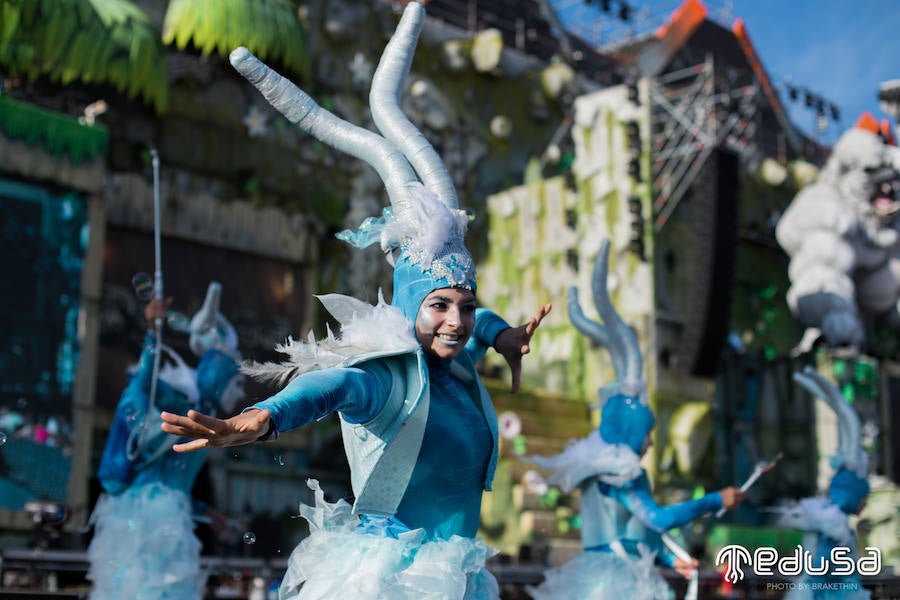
[415,288,476,360]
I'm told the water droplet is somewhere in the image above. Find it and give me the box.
[243,531,256,544]
[274,455,285,466]
[166,311,191,333]
[0,432,6,446]
[131,273,154,301]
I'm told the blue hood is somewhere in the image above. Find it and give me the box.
[598,393,656,454]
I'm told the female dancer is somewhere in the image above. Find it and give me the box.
[161,3,550,598]
[777,367,871,599]
[527,240,744,600]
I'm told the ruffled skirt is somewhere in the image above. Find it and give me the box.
[87,482,204,600]
[527,550,671,600]
[278,480,499,600]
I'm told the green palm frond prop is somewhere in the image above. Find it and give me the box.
[0,0,168,112]
[163,0,309,79]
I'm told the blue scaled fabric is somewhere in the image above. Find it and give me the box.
[89,331,235,600]
[527,394,724,600]
[252,308,509,600]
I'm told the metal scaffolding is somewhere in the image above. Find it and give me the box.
[649,54,761,230]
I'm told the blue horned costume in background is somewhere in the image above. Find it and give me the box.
[777,367,872,600]
[229,3,522,598]
[527,240,726,600]
[88,283,242,600]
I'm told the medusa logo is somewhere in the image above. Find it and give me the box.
[716,545,753,583]
[715,545,881,582]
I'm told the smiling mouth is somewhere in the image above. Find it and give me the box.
[436,333,462,346]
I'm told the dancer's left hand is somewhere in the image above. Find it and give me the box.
[674,556,699,580]
[493,303,552,393]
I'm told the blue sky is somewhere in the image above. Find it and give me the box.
[552,0,900,145]
[730,0,900,145]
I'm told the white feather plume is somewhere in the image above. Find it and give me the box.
[773,496,853,545]
[241,290,418,387]
[526,430,643,492]
[381,182,470,266]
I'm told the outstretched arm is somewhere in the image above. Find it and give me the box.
[599,475,735,533]
[162,362,391,452]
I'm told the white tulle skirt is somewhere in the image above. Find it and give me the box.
[278,480,500,600]
[527,550,672,600]
[87,482,205,600]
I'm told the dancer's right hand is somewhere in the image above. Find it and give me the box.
[718,486,746,510]
[674,556,698,580]
[161,408,272,452]
[144,296,172,331]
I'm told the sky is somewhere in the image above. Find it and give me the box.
[551,0,900,146]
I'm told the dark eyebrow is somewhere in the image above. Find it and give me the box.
[427,295,477,306]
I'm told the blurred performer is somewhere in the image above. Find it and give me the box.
[776,367,872,600]
[526,240,744,600]
[88,283,243,600]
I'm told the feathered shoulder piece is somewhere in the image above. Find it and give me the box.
[526,430,644,492]
[241,291,419,387]
[774,496,853,545]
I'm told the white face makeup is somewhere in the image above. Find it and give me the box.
[415,288,476,359]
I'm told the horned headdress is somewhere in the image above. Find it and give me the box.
[792,366,870,514]
[230,2,474,323]
[568,239,653,454]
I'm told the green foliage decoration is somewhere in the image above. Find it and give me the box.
[0,94,108,162]
[0,0,168,112]
[162,0,309,79]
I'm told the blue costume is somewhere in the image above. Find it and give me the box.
[527,395,724,600]
[777,368,871,600]
[88,285,242,600]
[527,240,723,600]
[249,300,509,599]
[225,4,539,596]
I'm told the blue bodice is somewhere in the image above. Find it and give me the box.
[395,353,492,539]
[255,308,509,540]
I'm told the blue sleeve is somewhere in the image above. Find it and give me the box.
[131,330,157,391]
[465,308,511,364]
[253,361,392,432]
[598,476,723,532]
